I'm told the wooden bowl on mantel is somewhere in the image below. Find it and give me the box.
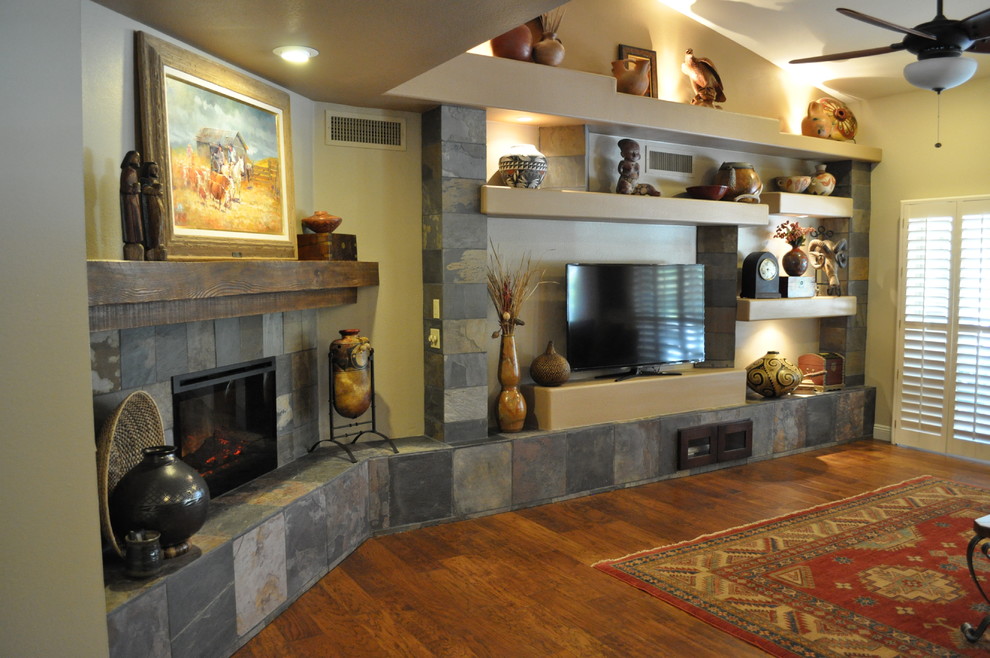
[302,211,343,233]
[685,185,730,201]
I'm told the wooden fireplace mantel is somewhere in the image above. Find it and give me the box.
[87,259,380,331]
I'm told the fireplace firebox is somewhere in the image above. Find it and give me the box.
[172,357,277,498]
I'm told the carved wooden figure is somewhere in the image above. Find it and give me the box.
[140,161,168,261]
[119,151,144,260]
[682,49,725,109]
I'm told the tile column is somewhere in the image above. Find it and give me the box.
[816,160,871,387]
[421,106,490,444]
[697,225,738,368]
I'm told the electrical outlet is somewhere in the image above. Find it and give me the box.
[428,328,440,348]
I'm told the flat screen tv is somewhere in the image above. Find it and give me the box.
[566,263,705,379]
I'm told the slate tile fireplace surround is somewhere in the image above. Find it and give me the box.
[91,303,875,657]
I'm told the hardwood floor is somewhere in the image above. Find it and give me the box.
[235,440,990,657]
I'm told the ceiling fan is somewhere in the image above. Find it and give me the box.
[790,0,990,92]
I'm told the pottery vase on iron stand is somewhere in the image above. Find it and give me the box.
[330,329,373,418]
[497,334,526,432]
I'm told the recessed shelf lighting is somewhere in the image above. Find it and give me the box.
[273,46,319,63]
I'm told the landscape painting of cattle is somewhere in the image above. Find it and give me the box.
[136,32,295,259]
[165,70,285,238]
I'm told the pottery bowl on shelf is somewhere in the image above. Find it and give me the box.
[775,176,811,194]
[685,185,730,201]
[301,211,342,233]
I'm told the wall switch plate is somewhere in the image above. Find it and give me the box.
[428,328,440,348]
[432,299,440,318]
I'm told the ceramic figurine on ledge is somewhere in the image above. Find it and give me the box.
[615,138,660,196]
[682,49,725,109]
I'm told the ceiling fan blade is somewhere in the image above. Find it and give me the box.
[968,35,990,54]
[789,45,901,64]
[959,7,990,41]
[837,8,937,40]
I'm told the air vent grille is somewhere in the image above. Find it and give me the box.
[326,111,406,150]
[646,149,693,175]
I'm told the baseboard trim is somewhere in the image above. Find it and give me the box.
[872,424,892,442]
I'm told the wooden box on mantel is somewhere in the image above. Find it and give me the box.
[296,233,357,261]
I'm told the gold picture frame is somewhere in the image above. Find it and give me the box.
[617,44,659,99]
[135,32,296,260]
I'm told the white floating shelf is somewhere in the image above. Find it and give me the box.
[736,295,857,321]
[763,192,853,218]
[481,185,769,226]
[391,53,882,164]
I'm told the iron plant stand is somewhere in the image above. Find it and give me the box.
[962,514,990,642]
[308,353,397,463]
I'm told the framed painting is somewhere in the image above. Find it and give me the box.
[135,32,296,260]
[617,44,659,99]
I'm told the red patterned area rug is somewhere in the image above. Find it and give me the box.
[594,477,990,656]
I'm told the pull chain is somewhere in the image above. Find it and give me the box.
[935,91,942,149]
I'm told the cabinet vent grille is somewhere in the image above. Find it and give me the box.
[646,148,693,175]
[326,111,406,150]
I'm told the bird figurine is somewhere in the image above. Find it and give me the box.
[682,49,725,109]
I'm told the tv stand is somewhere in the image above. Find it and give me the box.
[600,366,684,383]
[522,368,745,431]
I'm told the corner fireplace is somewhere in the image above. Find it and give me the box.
[172,357,277,498]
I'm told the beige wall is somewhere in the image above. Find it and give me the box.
[1,1,109,656]
[857,77,990,431]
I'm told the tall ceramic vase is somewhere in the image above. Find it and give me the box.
[497,334,526,432]
[330,329,373,418]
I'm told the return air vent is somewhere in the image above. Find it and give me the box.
[645,147,693,181]
[325,111,406,151]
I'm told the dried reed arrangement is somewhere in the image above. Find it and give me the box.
[540,7,566,35]
[486,241,546,338]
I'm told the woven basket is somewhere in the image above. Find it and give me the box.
[96,391,165,557]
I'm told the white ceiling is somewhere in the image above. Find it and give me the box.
[91,0,988,107]
[659,0,989,100]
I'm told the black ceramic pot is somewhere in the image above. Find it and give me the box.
[109,446,210,557]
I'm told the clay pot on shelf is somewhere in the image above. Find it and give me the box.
[611,58,651,96]
[808,164,836,196]
[714,162,762,202]
[529,341,571,387]
[745,351,803,398]
[781,246,810,276]
[775,176,811,194]
[491,24,533,61]
[302,211,342,233]
[801,100,833,139]
[533,33,564,66]
[330,329,373,418]
[498,144,548,188]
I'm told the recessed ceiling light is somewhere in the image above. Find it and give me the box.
[273,46,319,63]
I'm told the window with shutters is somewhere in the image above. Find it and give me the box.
[894,196,990,459]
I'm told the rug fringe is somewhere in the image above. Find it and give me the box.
[591,474,936,567]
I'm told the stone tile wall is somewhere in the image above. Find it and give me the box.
[421,105,490,444]
[104,386,875,657]
[90,309,321,474]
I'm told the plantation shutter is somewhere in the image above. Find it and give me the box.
[896,207,953,437]
[953,202,990,443]
[894,197,990,456]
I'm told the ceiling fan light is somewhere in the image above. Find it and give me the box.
[904,56,978,91]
